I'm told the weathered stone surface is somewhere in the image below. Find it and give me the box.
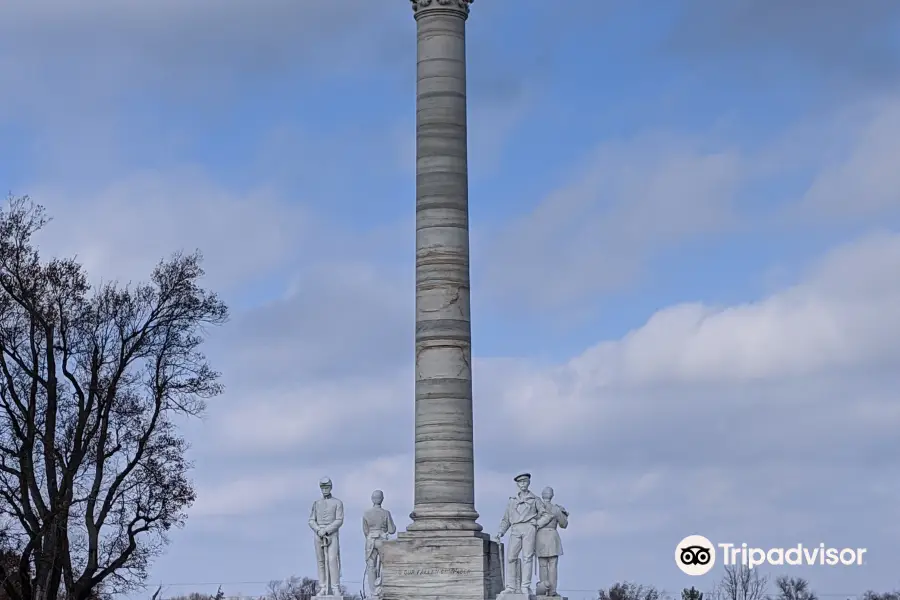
[380,2,499,599]
[536,596,568,600]
[497,593,535,600]
[410,0,473,17]
[381,532,502,600]
[409,0,480,535]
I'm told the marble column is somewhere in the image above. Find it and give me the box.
[408,0,481,533]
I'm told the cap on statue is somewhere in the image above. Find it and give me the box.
[513,472,531,482]
[319,476,332,487]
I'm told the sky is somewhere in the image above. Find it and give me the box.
[1,0,900,599]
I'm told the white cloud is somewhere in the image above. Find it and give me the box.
[481,133,743,309]
[197,228,900,555]
[575,231,900,385]
[204,229,900,469]
[0,0,397,113]
[479,94,900,312]
[797,98,900,218]
[29,169,309,292]
[215,374,409,454]
[191,471,312,519]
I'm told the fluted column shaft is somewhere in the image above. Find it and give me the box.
[408,0,480,532]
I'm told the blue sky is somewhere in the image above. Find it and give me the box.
[2,1,900,599]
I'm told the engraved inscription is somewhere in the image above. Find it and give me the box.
[400,568,473,576]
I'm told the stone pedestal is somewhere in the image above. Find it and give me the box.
[536,596,567,600]
[381,531,503,600]
[315,596,348,600]
[497,593,535,600]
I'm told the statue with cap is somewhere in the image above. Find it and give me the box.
[362,490,396,599]
[308,476,344,596]
[494,472,547,596]
[535,486,568,597]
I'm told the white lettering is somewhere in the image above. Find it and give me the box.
[747,548,766,569]
[718,543,735,565]
[784,545,802,565]
[681,539,867,570]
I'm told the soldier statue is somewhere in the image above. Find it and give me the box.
[362,490,396,599]
[308,477,344,596]
[494,472,547,596]
[535,486,568,597]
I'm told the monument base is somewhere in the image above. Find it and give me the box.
[314,596,348,600]
[497,592,535,600]
[381,531,503,600]
[536,596,568,600]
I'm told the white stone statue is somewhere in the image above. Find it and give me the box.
[535,486,568,597]
[493,472,547,596]
[308,476,344,596]
[362,490,396,599]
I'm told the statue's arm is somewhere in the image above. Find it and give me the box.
[533,496,551,527]
[536,508,552,528]
[308,502,318,532]
[362,516,369,537]
[557,507,568,529]
[387,511,396,535]
[326,499,344,534]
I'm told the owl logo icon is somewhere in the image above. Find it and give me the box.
[675,535,716,575]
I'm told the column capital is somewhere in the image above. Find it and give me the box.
[411,0,472,19]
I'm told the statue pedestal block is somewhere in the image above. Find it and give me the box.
[536,596,568,600]
[497,593,535,600]
[314,596,348,600]
[381,531,503,600]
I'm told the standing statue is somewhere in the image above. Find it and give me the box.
[308,477,344,596]
[535,487,568,597]
[494,472,546,596]
[362,490,396,599]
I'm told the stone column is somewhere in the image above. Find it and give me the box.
[408,0,481,533]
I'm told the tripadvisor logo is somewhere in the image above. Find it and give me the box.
[676,535,716,576]
[675,535,868,575]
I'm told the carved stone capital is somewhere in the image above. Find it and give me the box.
[411,0,473,19]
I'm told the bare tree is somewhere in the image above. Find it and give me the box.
[0,197,228,600]
[598,582,666,600]
[263,577,359,600]
[166,593,219,600]
[773,576,816,600]
[712,564,768,600]
[861,593,900,600]
[265,577,318,600]
[0,546,26,600]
